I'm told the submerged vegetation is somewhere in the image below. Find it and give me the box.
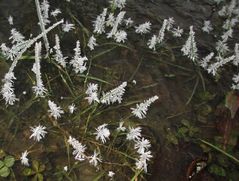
[0,0,239,180]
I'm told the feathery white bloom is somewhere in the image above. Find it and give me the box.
[85,83,99,104]
[233,43,239,66]
[101,82,127,105]
[131,95,159,119]
[199,52,214,69]
[48,100,64,119]
[68,136,87,161]
[147,35,157,50]
[30,124,47,142]
[126,127,142,141]
[40,0,50,25]
[51,9,61,17]
[117,121,126,132]
[32,42,47,97]
[70,40,88,74]
[94,124,110,143]
[87,36,97,50]
[93,8,107,34]
[62,21,75,32]
[134,138,151,153]
[110,0,126,9]
[181,26,198,62]
[135,22,151,34]
[108,171,115,178]
[88,150,102,167]
[20,150,29,166]
[68,103,76,114]
[8,16,13,25]
[114,30,127,43]
[171,26,183,37]
[53,34,67,67]
[202,20,213,33]
[124,17,134,27]
[106,13,115,27]
[107,11,126,38]
[157,19,168,44]
[1,72,18,105]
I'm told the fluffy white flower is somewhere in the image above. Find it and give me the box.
[135,22,151,34]
[101,82,127,105]
[62,21,75,32]
[87,36,97,50]
[126,127,141,141]
[30,124,47,142]
[93,8,107,34]
[181,26,198,62]
[53,34,67,67]
[88,150,102,167]
[114,30,127,43]
[68,103,76,114]
[131,95,159,119]
[20,150,29,166]
[202,20,213,33]
[68,136,87,161]
[70,40,88,74]
[48,100,64,119]
[94,124,110,143]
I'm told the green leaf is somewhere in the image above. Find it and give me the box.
[225,91,239,118]
[38,164,45,172]
[4,156,15,167]
[209,164,226,177]
[37,173,44,181]
[0,166,10,177]
[23,168,35,176]
[0,161,4,169]
[181,119,190,127]
[32,160,39,171]
[166,131,178,145]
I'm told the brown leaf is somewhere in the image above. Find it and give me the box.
[225,91,239,119]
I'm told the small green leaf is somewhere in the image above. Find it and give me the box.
[38,164,45,172]
[32,160,39,171]
[0,161,4,169]
[23,168,35,176]
[37,173,44,181]
[0,150,6,159]
[4,156,15,167]
[0,166,10,177]
[181,119,190,127]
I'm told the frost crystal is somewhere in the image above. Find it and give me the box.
[85,83,99,104]
[68,136,87,161]
[101,82,127,105]
[233,43,239,66]
[135,22,151,34]
[107,11,126,38]
[93,8,107,34]
[127,127,142,141]
[48,100,64,119]
[157,19,168,44]
[87,35,98,50]
[30,124,47,142]
[68,103,76,114]
[32,42,47,97]
[8,16,13,25]
[181,26,198,62]
[135,138,151,154]
[202,20,213,33]
[51,9,61,17]
[94,124,110,143]
[171,26,183,37]
[199,52,214,69]
[110,0,126,9]
[53,34,67,67]
[131,95,159,119]
[62,21,75,32]
[114,30,127,43]
[70,40,88,74]
[20,150,29,166]
[147,35,157,50]
[88,150,102,167]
